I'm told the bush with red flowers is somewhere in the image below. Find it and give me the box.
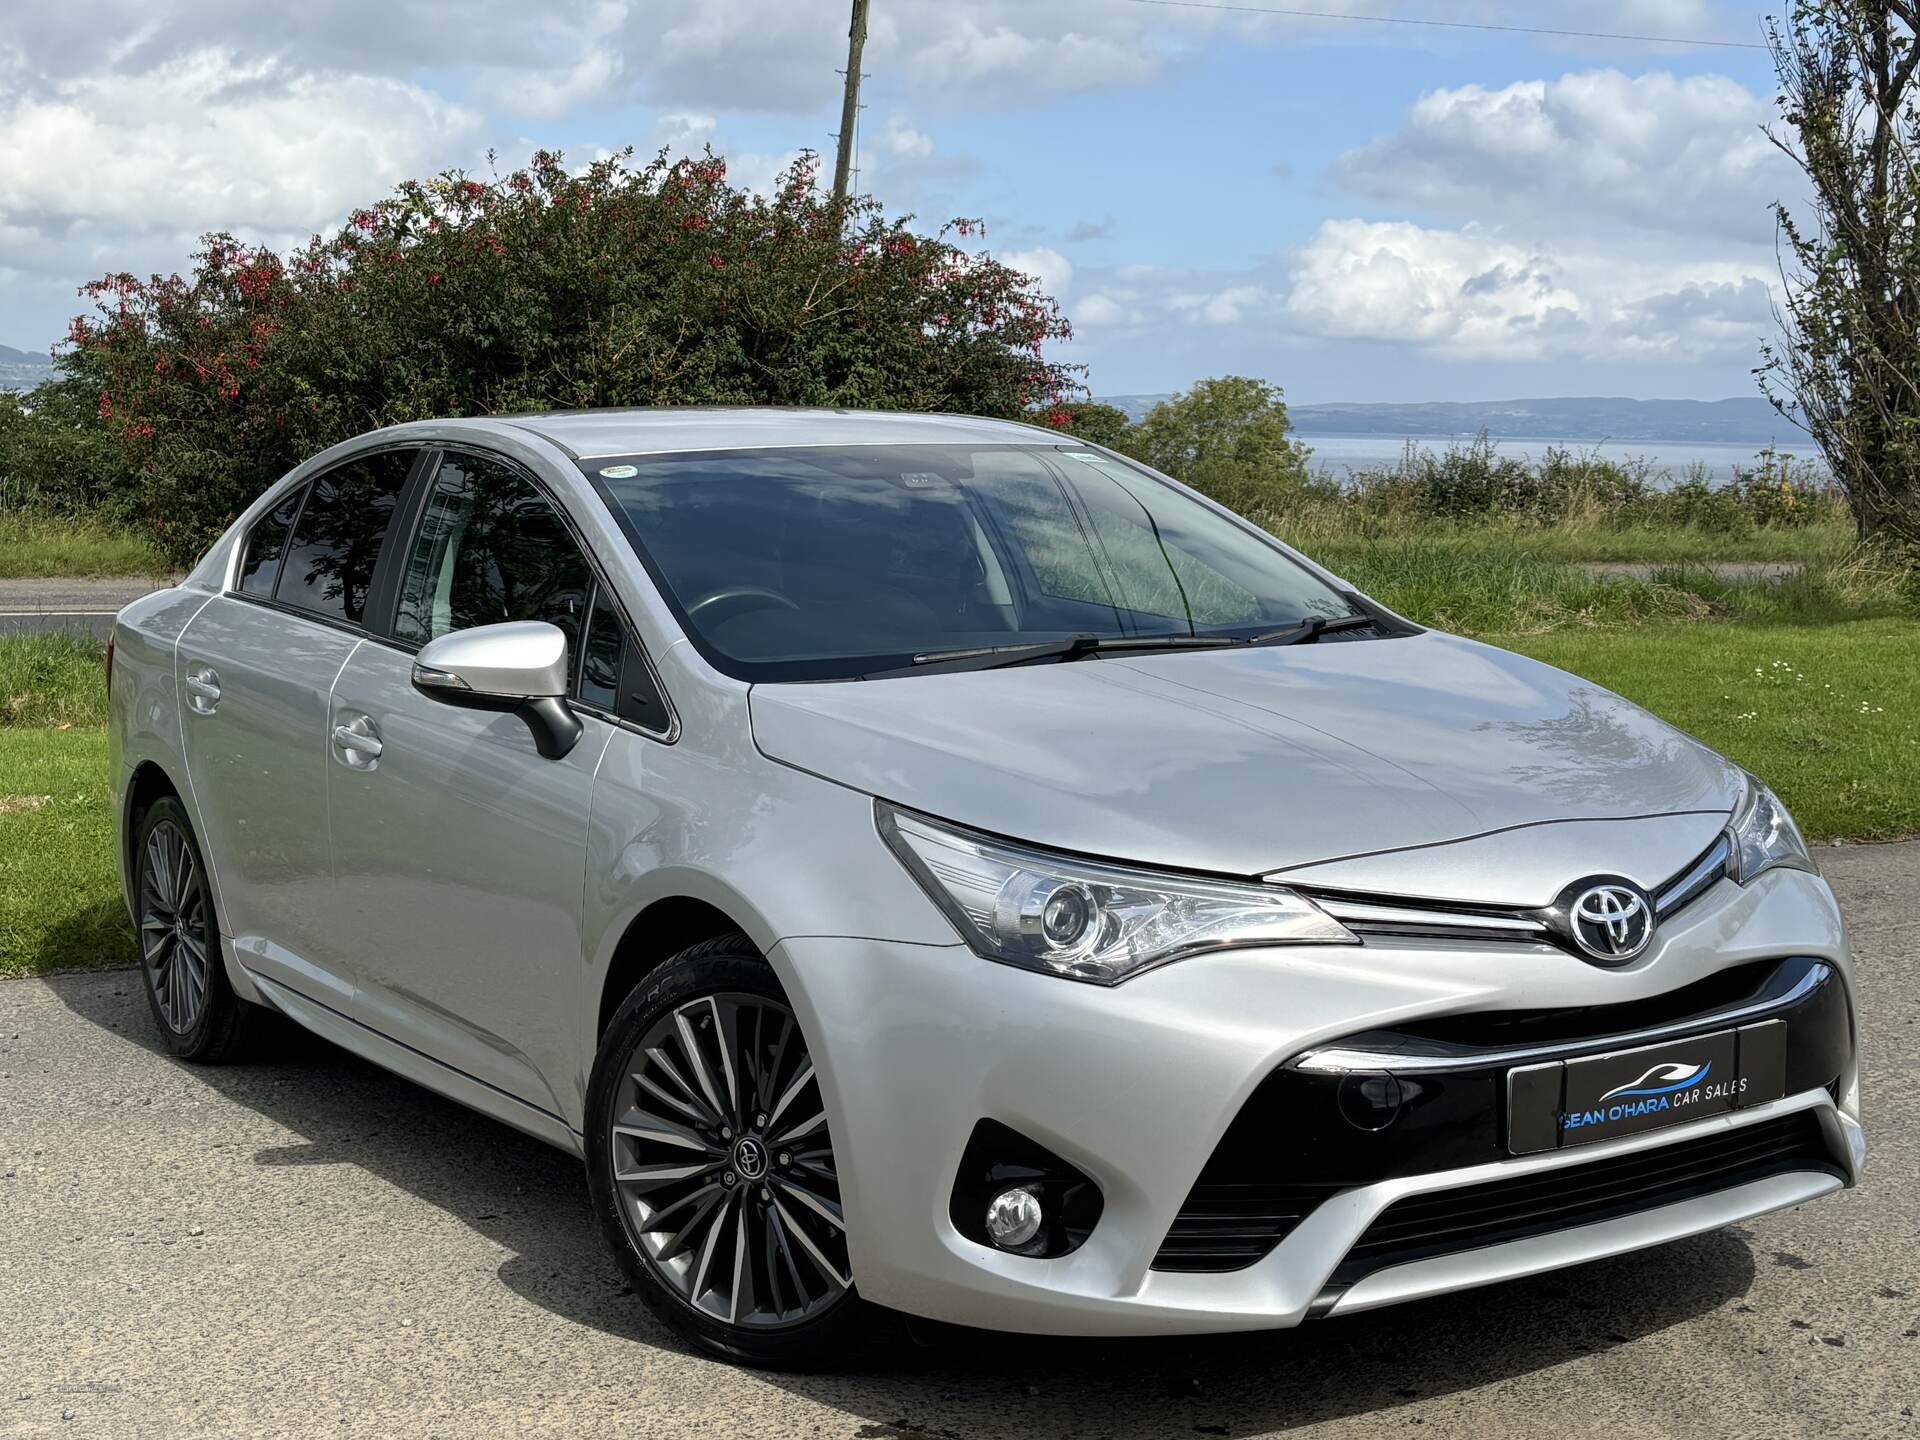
[57,148,1079,566]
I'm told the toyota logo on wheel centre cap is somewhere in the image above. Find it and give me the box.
[1558,876,1656,964]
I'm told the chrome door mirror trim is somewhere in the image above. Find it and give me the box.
[411,621,582,759]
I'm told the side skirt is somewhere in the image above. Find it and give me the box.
[245,968,585,1157]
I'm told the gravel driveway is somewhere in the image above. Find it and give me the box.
[2,843,1915,1439]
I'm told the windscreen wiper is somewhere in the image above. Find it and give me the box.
[865,633,1235,678]
[1244,613,1377,647]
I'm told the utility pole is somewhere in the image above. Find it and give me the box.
[830,0,871,211]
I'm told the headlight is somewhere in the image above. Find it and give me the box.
[1727,777,1816,883]
[876,803,1357,984]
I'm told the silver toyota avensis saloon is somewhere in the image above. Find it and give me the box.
[109,408,1863,1367]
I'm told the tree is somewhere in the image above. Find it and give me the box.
[1126,376,1313,517]
[1761,0,1920,552]
[1045,400,1135,450]
[60,149,1079,565]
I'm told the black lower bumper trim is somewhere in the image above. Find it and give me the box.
[1320,1109,1844,1295]
[1149,957,1851,1274]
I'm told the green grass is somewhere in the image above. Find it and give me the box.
[1,632,109,728]
[0,513,165,579]
[1275,517,1855,566]
[0,726,129,975]
[1499,619,1920,842]
[1313,540,1909,638]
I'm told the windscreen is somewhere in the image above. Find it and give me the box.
[585,443,1361,682]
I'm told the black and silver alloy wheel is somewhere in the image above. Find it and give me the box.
[130,795,256,1063]
[614,990,848,1328]
[587,934,880,1367]
[139,819,210,1034]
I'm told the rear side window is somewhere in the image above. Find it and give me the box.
[238,488,304,598]
[276,451,415,624]
[393,452,593,651]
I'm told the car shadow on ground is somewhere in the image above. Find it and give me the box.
[48,965,1760,1437]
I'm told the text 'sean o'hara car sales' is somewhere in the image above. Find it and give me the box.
[107,408,1862,1367]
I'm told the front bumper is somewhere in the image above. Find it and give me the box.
[775,866,1862,1336]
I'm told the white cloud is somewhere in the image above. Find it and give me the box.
[878,117,935,161]
[1000,247,1074,303]
[501,49,625,122]
[0,49,478,249]
[1335,69,1790,241]
[1281,218,1775,360]
[1075,291,1149,329]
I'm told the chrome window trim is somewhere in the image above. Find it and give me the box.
[1292,960,1833,1074]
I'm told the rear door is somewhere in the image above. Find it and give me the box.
[176,447,420,1007]
[324,448,658,1123]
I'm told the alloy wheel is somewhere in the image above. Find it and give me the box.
[139,820,210,1034]
[611,992,849,1330]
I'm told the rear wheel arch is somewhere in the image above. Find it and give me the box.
[122,762,183,907]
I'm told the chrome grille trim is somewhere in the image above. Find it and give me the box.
[1294,961,1833,1073]
[1295,831,1734,950]
[1313,897,1552,944]
[1655,834,1732,916]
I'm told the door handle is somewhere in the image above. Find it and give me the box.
[184,667,221,715]
[331,717,384,765]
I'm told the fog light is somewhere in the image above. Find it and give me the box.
[984,1185,1044,1250]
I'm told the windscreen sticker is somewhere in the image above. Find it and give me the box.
[900,472,951,488]
[1063,451,1115,464]
[598,464,638,479]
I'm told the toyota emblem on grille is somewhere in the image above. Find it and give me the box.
[1565,879,1655,963]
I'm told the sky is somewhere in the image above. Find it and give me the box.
[0,0,1805,404]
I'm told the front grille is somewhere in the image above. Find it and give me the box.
[1390,956,1786,1051]
[1152,1183,1336,1273]
[1298,833,1732,954]
[1329,1111,1838,1286]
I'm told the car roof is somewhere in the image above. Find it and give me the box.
[445,407,1058,460]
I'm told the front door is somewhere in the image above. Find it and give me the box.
[325,449,614,1124]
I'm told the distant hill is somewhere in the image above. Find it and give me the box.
[1095,392,1799,446]
[1284,396,1797,446]
[0,343,53,395]
[1098,393,1175,422]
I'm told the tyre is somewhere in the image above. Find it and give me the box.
[132,796,256,1063]
[586,933,884,1368]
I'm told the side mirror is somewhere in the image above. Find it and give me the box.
[412,620,583,760]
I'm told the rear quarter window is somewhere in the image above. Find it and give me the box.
[238,487,305,598]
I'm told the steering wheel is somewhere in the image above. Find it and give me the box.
[686,585,801,625]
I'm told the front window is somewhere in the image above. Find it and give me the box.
[394,451,593,650]
[586,444,1363,682]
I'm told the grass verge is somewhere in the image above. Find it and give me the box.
[0,513,166,579]
[0,726,129,975]
[1321,540,1909,637]
[1499,618,1920,843]
[1274,517,1856,566]
[1,632,110,728]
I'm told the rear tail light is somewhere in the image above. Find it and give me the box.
[104,633,115,701]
